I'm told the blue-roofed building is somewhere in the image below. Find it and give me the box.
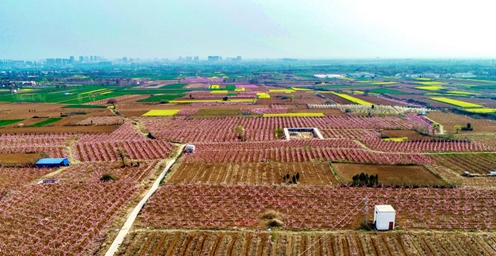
[36,158,70,168]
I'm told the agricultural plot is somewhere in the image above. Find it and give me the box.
[0,133,72,157]
[168,161,339,185]
[0,182,139,255]
[142,109,180,116]
[332,163,445,187]
[73,123,175,161]
[137,184,496,231]
[331,92,372,105]
[140,116,427,143]
[430,97,483,108]
[0,119,23,126]
[29,117,63,127]
[431,153,496,175]
[427,111,496,133]
[361,138,492,152]
[0,153,43,166]
[116,230,496,256]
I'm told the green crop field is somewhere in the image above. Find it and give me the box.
[225,85,236,91]
[370,88,408,94]
[0,85,205,104]
[137,94,184,102]
[29,118,63,127]
[0,119,24,127]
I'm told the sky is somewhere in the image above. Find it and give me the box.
[1,0,496,60]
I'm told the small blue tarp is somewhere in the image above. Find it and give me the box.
[36,158,70,168]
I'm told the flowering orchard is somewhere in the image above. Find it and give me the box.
[0,182,138,255]
[139,116,428,143]
[74,123,175,161]
[184,146,432,165]
[138,184,496,231]
[117,230,496,256]
[52,161,160,183]
[361,139,492,152]
[0,133,73,157]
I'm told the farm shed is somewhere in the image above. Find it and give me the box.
[374,205,396,231]
[186,144,196,153]
[36,158,70,168]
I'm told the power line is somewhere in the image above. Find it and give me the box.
[298,199,366,256]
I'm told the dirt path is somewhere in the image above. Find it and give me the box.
[105,144,186,256]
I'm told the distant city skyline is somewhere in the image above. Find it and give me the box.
[1,0,496,60]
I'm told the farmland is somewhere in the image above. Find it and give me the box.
[116,230,496,256]
[1,60,496,255]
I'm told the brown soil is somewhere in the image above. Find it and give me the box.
[332,163,444,186]
[319,93,355,104]
[0,153,42,166]
[167,161,339,186]
[354,95,410,106]
[381,130,435,140]
[427,111,496,133]
[116,230,496,256]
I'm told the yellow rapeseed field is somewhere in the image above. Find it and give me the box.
[430,97,483,108]
[464,108,496,113]
[142,110,180,116]
[210,90,228,94]
[332,92,372,105]
[170,99,254,103]
[415,85,445,91]
[257,93,271,99]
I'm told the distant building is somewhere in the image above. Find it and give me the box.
[208,56,222,62]
[46,58,56,66]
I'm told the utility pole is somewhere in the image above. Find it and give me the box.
[364,197,369,227]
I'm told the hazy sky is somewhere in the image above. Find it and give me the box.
[1,0,495,60]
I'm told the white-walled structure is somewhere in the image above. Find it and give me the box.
[374,205,396,231]
[185,144,196,153]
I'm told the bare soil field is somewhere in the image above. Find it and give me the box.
[184,83,208,88]
[427,111,496,133]
[332,163,444,186]
[0,153,42,166]
[319,93,355,104]
[381,129,435,140]
[430,153,496,175]
[116,230,496,256]
[167,161,339,186]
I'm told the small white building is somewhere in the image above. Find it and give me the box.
[185,144,196,153]
[374,205,396,231]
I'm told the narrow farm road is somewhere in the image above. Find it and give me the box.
[105,144,186,256]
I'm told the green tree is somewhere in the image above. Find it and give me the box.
[467,123,473,131]
[234,125,246,141]
[454,125,462,134]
